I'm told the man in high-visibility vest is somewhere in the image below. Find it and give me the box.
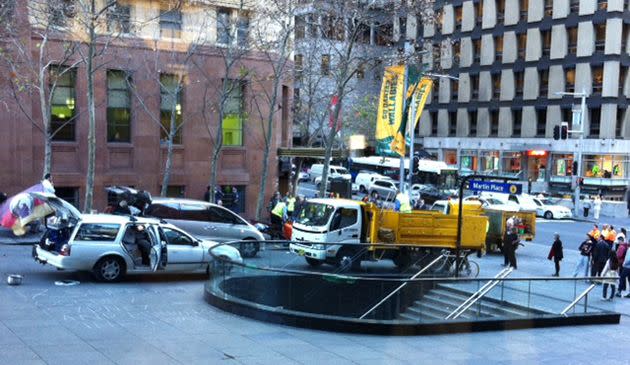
[286,195,296,219]
[395,192,412,213]
[588,224,601,240]
[271,198,288,231]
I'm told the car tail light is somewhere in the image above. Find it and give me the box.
[60,244,71,256]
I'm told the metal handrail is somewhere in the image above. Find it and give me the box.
[446,267,514,320]
[358,252,449,319]
[560,283,597,316]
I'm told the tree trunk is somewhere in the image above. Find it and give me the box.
[161,104,178,197]
[319,90,344,197]
[39,70,51,178]
[84,7,97,212]
[255,79,280,221]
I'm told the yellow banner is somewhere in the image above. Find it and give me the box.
[375,66,406,155]
[390,78,433,157]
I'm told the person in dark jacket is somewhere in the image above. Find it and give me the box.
[503,227,519,269]
[573,234,594,278]
[548,233,564,276]
[592,237,611,278]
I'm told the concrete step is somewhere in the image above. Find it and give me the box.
[434,285,538,317]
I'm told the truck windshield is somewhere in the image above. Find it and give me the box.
[296,202,335,226]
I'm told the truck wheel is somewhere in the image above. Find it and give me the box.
[93,256,126,282]
[239,239,259,258]
[305,257,323,267]
[393,250,411,270]
[544,211,553,219]
[336,247,360,272]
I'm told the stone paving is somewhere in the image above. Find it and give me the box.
[1,232,629,364]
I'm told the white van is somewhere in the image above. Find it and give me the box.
[309,164,351,183]
[479,192,538,212]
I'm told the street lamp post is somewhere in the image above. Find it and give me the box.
[555,89,588,217]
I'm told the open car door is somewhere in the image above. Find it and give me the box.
[147,225,166,271]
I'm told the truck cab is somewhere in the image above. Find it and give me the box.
[290,199,366,266]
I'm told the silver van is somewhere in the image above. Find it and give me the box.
[144,198,265,257]
[309,164,351,183]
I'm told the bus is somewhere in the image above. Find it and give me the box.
[348,156,458,190]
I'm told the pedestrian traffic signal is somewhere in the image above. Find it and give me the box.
[572,161,578,175]
[411,155,420,175]
[553,125,560,140]
[561,123,568,139]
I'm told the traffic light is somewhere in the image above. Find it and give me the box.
[561,123,568,139]
[411,155,420,175]
[553,125,560,140]
[572,161,578,176]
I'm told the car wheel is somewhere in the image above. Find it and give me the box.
[336,247,360,272]
[305,257,323,267]
[239,239,259,258]
[93,256,126,282]
[544,211,553,219]
[359,185,366,193]
[370,191,378,199]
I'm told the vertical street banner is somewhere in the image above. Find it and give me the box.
[390,77,433,156]
[375,65,406,156]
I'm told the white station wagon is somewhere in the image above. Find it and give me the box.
[31,193,242,282]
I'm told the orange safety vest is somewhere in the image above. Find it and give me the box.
[589,229,601,240]
[607,230,617,242]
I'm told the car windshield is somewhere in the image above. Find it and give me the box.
[334,167,348,174]
[296,202,335,227]
[486,198,504,205]
[540,199,554,205]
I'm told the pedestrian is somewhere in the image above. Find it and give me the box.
[292,196,304,220]
[268,191,280,213]
[607,225,617,247]
[503,227,519,269]
[203,186,211,202]
[42,173,55,194]
[589,224,601,240]
[113,199,132,215]
[601,251,620,301]
[286,194,296,219]
[548,233,564,276]
[617,235,628,266]
[214,187,224,204]
[583,196,591,218]
[593,195,602,221]
[592,237,611,278]
[573,234,594,278]
[618,245,630,297]
[270,198,287,231]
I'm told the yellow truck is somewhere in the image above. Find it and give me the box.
[289,198,488,270]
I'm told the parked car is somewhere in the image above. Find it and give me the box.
[410,184,453,206]
[368,179,399,201]
[298,171,310,182]
[31,193,242,282]
[355,172,392,193]
[532,197,573,219]
[309,164,351,183]
[463,195,519,211]
[479,192,539,212]
[144,198,265,258]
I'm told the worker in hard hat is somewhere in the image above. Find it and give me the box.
[394,191,412,213]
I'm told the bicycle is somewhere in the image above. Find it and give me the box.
[434,252,480,278]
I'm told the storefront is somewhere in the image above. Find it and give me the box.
[460,149,478,172]
[583,154,627,179]
[551,154,574,177]
[501,152,523,177]
[480,151,500,175]
[444,149,458,166]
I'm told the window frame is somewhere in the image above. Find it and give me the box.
[222,79,246,147]
[159,73,184,145]
[107,70,132,143]
[159,7,182,39]
[50,66,78,142]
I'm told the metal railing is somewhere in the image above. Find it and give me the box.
[359,251,448,319]
[445,267,513,320]
[560,283,597,316]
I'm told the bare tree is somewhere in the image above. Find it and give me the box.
[0,0,81,178]
[248,0,296,220]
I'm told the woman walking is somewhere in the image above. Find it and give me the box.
[601,251,620,301]
[548,233,564,276]
[593,195,602,221]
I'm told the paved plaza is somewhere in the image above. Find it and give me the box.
[0,218,629,365]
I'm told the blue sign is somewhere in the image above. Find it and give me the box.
[469,180,523,195]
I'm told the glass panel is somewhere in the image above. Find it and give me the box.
[75,223,120,241]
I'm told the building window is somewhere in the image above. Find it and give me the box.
[619,67,627,96]
[50,66,77,141]
[160,74,183,144]
[495,36,504,60]
[517,33,527,58]
[55,187,80,208]
[452,80,459,99]
[237,12,249,46]
[375,22,393,46]
[595,24,606,52]
[490,110,499,136]
[520,0,529,19]
[107,70,131,143]
[565,66,576,92]
[542,30,551,57]
[470,74,479,98]
[497,0,505,23]
[475,3,482,26]
[515,71,524,96]
[473,38,481,62]
[107,1,131,34]
[592,66,604,94]
[294,54,303,80]
[295,16,305,39]
[455,7,463,31]
[492,73,501,99]
[570,0,580,12]
[544,0,553,16]
[165,185,185,198]
[356,21,371,43]
[597,0,608,10]
[454,42,461,62]
[448,111,457,136]
[588,107,601,137]
[513,110,522,136]
[536,108,547,137]
[616,107,625,138]
[469,110,478,136]
[160,7,182,38]
[430,111,438,136]
[567,27,578,54]
[584,155,626,178]
[48,0,76,27]
[217,8,231,44]
[223,79,245,146]
[321,54,330,76]
[623,25,630,54]
[539,69,549,95]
